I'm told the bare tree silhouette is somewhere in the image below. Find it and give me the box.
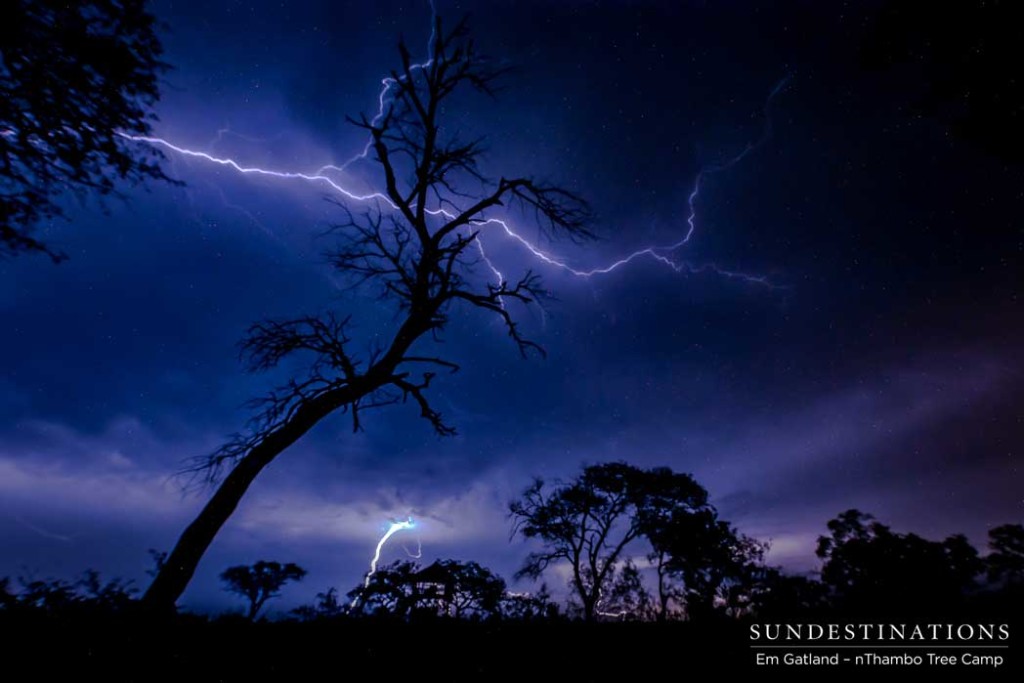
[143,17,591,611]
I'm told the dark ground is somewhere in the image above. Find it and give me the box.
[6,611,1021,681]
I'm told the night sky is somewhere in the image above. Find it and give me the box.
[1,0,1020,613]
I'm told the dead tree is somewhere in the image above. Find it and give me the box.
[142,17,591,611]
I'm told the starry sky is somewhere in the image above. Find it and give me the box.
[1,0,1020,613]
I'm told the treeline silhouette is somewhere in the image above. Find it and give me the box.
[4,465,1022,625]
[7,509,1018,624]
[3,505,1020,680]
[3,471,1021,679]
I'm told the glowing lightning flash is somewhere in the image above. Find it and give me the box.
[121,18,789,289]
[362,517,415,589]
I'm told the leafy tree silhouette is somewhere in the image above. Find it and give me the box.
[144,15,591,612]
[646,506,766,621]
[347,559,507,620]
[13,577,78,612]
[427,560,506,619]
[510,462,713,621]
[742,568,829,620]
[816,509,981,616]
[987,523,1024,586]
[0,577,14,609]
[2,570,136,613]
[499,583,558,620]
[292,587,345,620]
[347,559,419,617]
[596,559,653,621]
[220,561,307,621]
[1,0,171,260]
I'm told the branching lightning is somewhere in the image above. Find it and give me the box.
[121,11,789,289]
[402,538,423,560]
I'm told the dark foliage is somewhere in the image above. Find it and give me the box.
[346,559,507,620]
[290,587,345,620]
[499,583,559,621]
[1,570,137,613]
[0,0,171,260]
[220,561,307,620]
[510,462,718,622]
[3,508,1024,679]
[816,509,982,616]
[987,523,1024,585]
[741,568,830,620]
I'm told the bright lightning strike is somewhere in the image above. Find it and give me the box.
[123,111,782,286]
[123,134,396,208]
[363,517,415,588]
[331,0,439,174]
[349,517,420,610]
[121,15,789,288]
[349,516,417,609]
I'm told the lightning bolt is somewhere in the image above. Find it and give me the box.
[402,538,423,560]
[120,13,788,289]
[535,73,791,282]
[329,0,440,175]
[348,516,417,611]
[361,517,416,590]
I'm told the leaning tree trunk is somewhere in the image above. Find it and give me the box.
[143,303,430,611]
[142,387,356,611]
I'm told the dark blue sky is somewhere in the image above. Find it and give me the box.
[1,0,1020,613]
